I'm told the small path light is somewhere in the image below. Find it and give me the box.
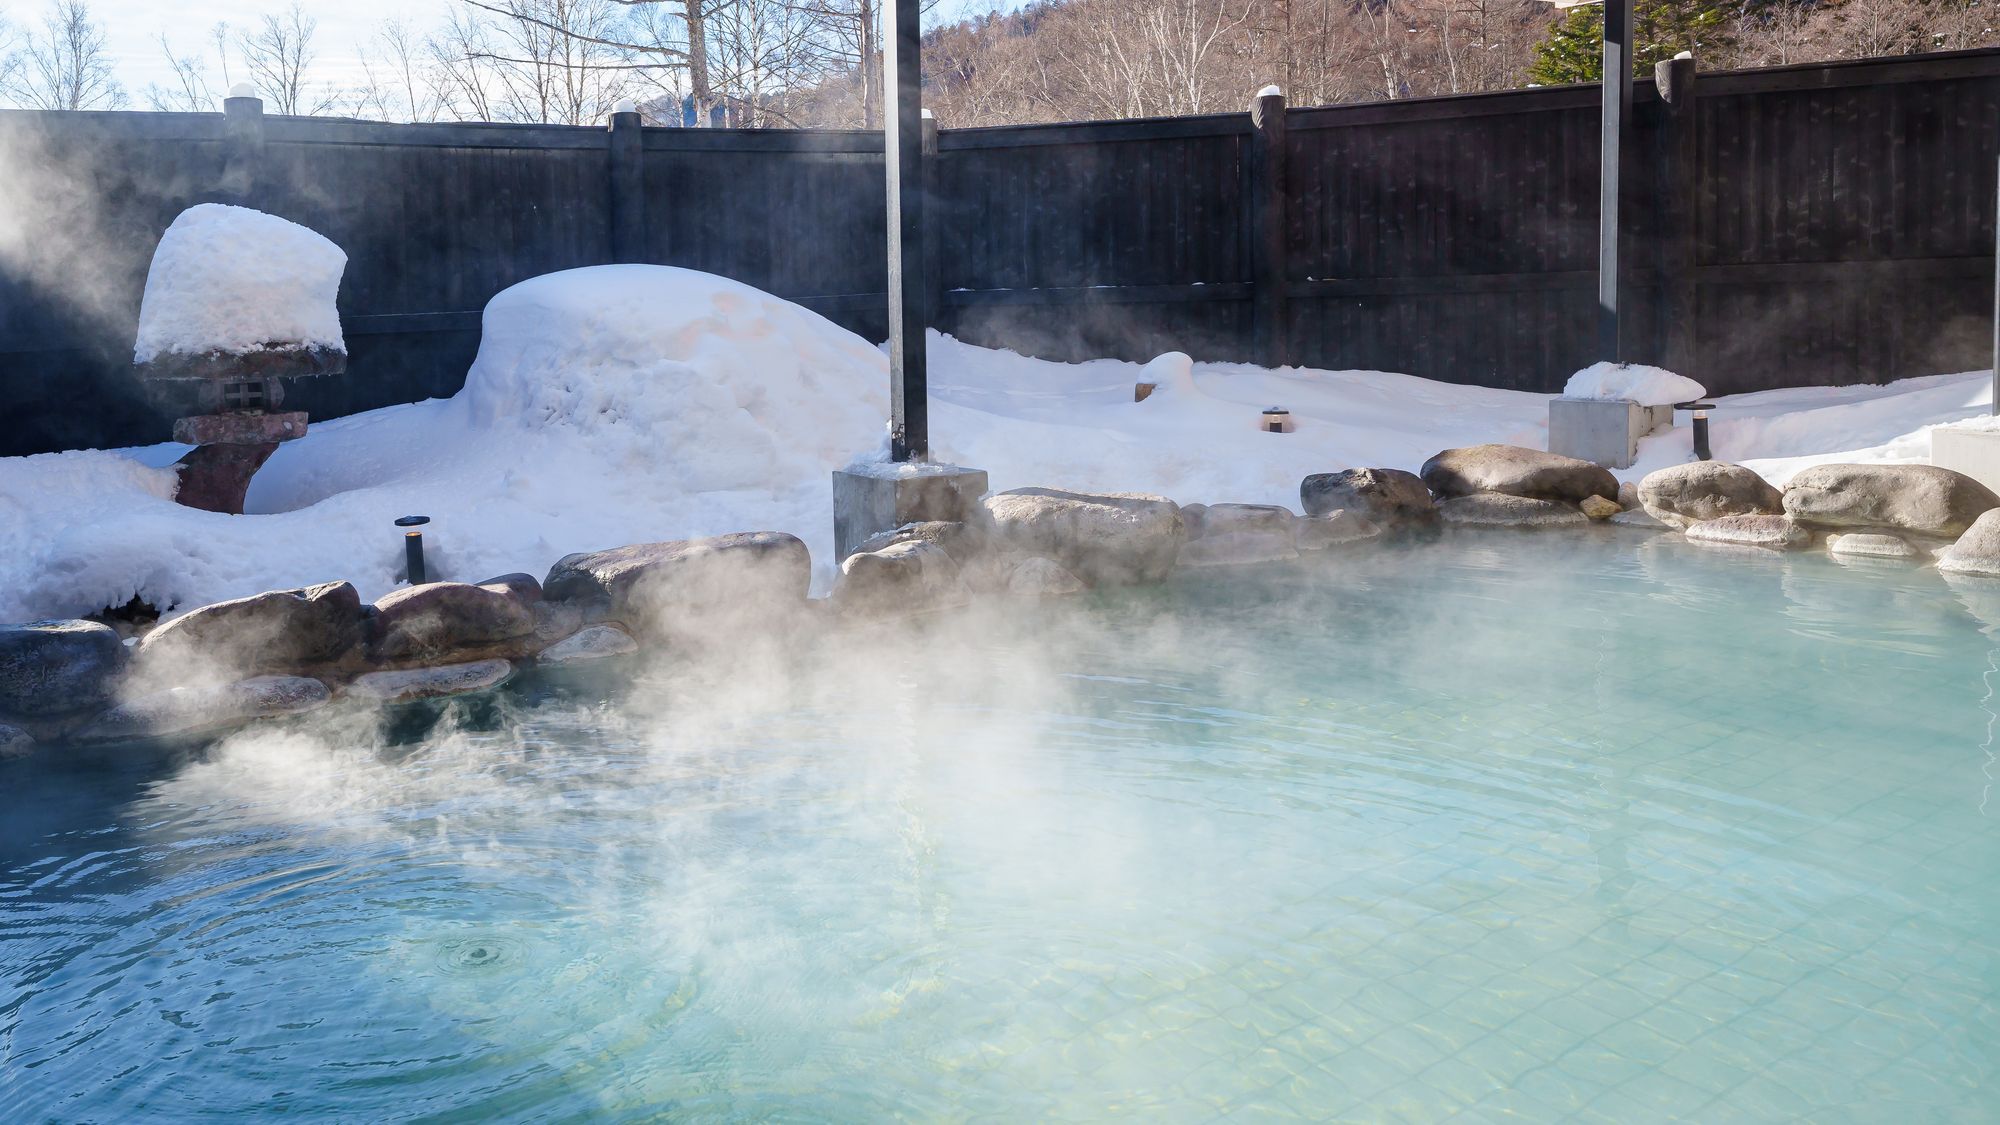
[1261,407,1294,434]
[1677,401,1717,461]
[396,515,431,584]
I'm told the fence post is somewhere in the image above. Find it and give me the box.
[219,86,264,203]
[1250,86,1290,369]
[608,100,646,264]
[1654,54,1700,379]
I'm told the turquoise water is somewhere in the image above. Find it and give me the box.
[2,531,1996,1121]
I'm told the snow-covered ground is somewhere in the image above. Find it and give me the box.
[1,264,1993,622]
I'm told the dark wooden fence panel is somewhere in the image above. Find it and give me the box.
[935,121,1254,361]
[3,48,1998,455]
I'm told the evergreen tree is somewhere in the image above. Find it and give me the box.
[1529,0,1733,85]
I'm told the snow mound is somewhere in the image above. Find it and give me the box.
[133,203,347,364]
[1562,362,1704,406]
[457,266,888,492]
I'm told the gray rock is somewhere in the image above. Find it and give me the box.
[76,675,330,743]
[1437,492,1589,529]
[347,659,514,704]
[136,581,364,675]
[1638,462,1783,527]
[1783,463,2000,537]
[1177,531,1301,567]
[371,581,536,662]
[853,520,984,562]
[0,619,125,717]
[1685,514,1811,550]
[536,624,639,666]
[1182,503,1296,542]
[1937,509,2000,578]
[1617,480,1640,509]
[531,600,584,646]
[1420,444,1619,505]
[1296,510,1382,550]
[977,488,1185,587]
[1004,557,1085,596]
[543,532,810,635]
[1827,532,1919,560]
[0,723,33,758]
[834,540,968,614]
[1300,468,1436,524]
[476,572,544,604]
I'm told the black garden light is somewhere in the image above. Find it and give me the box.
[1676,401,1717,461]
[396,515,431,584]
[1261,407,1294,434]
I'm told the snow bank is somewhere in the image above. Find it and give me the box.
[5,258,1996,623]
[1562,362,1704,406]
[133,204,347,364]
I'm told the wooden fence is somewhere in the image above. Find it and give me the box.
[2,47,1996,457]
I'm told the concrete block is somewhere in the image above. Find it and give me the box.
[832,462,989,561]
[1548,398,1671,470]
[1931,427,2000,496]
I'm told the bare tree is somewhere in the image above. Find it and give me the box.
[356,20,446,121]
[144,33,223,112]
[239,2,337,115]
[4,0,125,110]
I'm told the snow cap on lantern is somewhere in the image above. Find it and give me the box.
[134,203,347,376]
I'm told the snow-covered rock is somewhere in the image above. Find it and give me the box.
[1562,362,1704,407]
[134,204,347,364]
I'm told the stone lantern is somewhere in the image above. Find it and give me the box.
[133,203,348,514]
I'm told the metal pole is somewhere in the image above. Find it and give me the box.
[1597,0,1633,363]
[1992,157,1998,414]
[884,0,928,461]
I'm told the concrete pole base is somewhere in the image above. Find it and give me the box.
[832,462,989,561]
[1548,397,1672,470]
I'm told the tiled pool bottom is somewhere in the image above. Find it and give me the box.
[3,532,1996,1121]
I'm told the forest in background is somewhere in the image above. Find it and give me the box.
[0,0,1991,127]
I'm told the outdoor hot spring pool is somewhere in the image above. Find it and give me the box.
[3,532,1996,1120]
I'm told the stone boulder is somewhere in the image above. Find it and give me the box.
[371,581,536,662]
[1828,532,1919,560]
[1182,503,1296,542]
[536,625,639,666]
[1300,468,1435,525]
[1436,493,1589,529]
[977,488,1185,587]
[1608,507,1670,531]
[853,520,984,563]
[347,659,514,704]
[1178,532,1300,568]
[476,572,544,604]
[1783,463,1999,537]
[1637,462,1783,527]
[1296,510,1382,550]
[1004,557,1085,597]
[1420,445,1618,505]
[76,675,329,743]
[0,619,126,717]
[543,532,810,635]
[834,540,967,614]
[136,581,364,675]
[1685,514,1810,550]
[1937,509,2000,578]
[1579,495,1622,521]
